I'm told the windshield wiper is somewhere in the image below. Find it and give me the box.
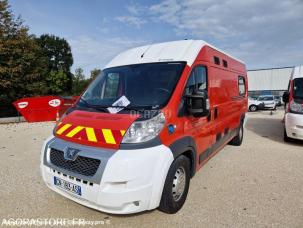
[79,98,109,113]
[79,98,157,112]
[99,105,149,112]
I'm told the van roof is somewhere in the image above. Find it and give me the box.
[291,65,303,79]
[104,40,244,69]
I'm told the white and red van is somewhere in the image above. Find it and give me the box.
[41,40,248,214]
[283,65,303,142]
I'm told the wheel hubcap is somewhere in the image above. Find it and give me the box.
[172,167,186,201]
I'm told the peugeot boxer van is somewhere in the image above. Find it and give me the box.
[283,65,303,142]
[41,40,248,214]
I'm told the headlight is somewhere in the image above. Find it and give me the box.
[290,101,303,113]
[122,112,166,143]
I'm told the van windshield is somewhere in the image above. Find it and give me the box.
[80,62,186,109]
[293,78,303,99]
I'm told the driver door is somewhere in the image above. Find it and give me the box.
[183,65,214,168]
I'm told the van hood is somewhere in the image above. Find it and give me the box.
[54,110,139,149]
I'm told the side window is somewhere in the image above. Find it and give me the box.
[185,66,207,95]
[103,73,120,98]
[264,97,273,101]
[214,56,220,65]
[238,76,246,96]
[223,60,228,68]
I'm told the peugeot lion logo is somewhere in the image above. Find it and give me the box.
[64,147,80,161]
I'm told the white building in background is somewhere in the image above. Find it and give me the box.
[247,66,294,97]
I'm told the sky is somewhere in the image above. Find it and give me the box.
[9,0,303,76]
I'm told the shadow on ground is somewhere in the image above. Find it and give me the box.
[246,115,303,146]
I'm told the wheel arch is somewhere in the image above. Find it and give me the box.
[169,136,197,178]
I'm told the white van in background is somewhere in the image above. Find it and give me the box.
[283,65,303,142]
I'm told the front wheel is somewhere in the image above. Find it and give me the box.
[249,105,257,112]
[159,155,190,214]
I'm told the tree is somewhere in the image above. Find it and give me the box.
[36,34,73,93]
[72,67,90,95]
[46,70,68,95]
[0,0,48,101]
[0,1,76,116]
[90,68,101,80]
[74,68,85,82]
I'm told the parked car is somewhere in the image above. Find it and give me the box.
[283,65,303,142]
[248,97,263,112]
[274,96,282,106]
[40,40,248,214]
[257,95,276,110]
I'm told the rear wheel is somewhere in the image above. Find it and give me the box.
[229,122,244,146]
[159,155,190,214]
[249,105,257,112]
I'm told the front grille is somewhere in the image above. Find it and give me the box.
[50,148,100,176]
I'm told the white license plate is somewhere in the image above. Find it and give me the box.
[54,176,81,196]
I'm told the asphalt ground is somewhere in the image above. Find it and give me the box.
[0,110,302,227]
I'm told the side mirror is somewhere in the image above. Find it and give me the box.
[282,91,289,103]
[185,90,210,117]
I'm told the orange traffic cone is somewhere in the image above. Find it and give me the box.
[56,111,60,122]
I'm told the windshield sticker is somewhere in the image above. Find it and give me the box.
[107,95,130,114]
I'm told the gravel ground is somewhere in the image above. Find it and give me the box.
[0,110,302,228]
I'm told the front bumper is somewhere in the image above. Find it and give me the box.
[285,113,303,140]
[41,137,174,214]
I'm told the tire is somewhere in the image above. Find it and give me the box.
[159,155,190,214]
[229,122,244,146]
[249,105,258,112]
[284,128,292,143]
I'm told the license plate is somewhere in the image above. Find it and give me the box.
[54,176,81,196]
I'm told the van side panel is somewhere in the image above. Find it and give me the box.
[161,45,247,174]
[201,46,247,131]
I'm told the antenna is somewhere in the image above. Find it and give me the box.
[141,44,152,58]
